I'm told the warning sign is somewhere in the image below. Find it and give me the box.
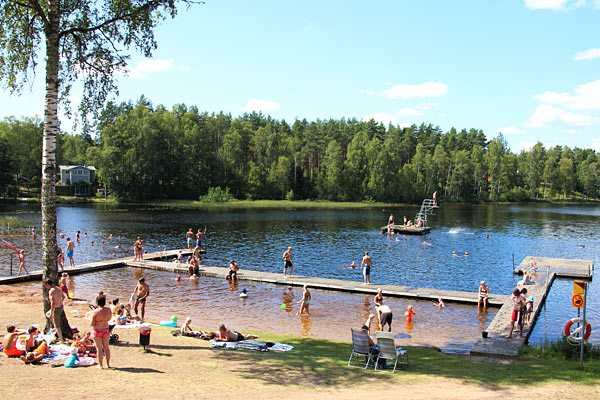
[572,294,584,308]
[574,281,586,295]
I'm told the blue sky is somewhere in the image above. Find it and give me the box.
[1,0,599,152]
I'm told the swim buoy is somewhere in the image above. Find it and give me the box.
[564,318,591,341]
[160,321,178,327]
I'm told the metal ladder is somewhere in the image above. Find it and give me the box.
[414,199,437,227]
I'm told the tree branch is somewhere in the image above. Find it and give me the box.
[24,0,49,28]
[59,0,203,39]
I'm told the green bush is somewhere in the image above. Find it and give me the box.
[200,187,234,203]
[520,337,600,361]
[285,189,295,201]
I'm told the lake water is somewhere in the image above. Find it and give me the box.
[1,202,598,351]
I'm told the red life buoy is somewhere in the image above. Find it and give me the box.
[564,318,592,341]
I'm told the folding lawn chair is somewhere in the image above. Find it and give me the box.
[348,327,375,369]
[374,331,408,373]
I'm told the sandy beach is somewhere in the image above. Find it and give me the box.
[1,284,598,400]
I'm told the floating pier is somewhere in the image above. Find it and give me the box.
[126,260,508,306]
[0,249,193,284]
[470,256,594,357]
[380,225,431,235]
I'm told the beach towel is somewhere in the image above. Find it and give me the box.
[210,340,293,352]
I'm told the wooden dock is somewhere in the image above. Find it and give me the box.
[380,224,431,235]
[0,249,193,284]
[470,257,594,357]
[126,260,508,306]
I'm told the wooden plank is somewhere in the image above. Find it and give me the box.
[127,260,508,306]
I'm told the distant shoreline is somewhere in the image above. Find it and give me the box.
[2,197,599,209]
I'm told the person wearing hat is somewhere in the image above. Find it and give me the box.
[478,280,489,308]
[131,277,150,321]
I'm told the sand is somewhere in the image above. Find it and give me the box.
[0,285,598,400]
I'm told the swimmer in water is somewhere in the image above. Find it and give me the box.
[452,251,458,256]
[240,288,248,298]
[175,275,181,282]
[350,261,356,269]
[577,244,585,248]
[90,241,94,246]
[115,245,121,249]
[433,298,445,309]
[464,252,469,256]
[422,241,433,247]
[102,240,106,246]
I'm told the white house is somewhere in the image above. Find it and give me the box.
[59,165,96,195]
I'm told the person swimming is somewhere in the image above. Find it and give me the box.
[240,289,248,298]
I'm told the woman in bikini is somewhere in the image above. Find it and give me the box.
[133,237,144,262]
[90,295,112,369]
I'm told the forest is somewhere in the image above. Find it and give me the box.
[0,97,599,203]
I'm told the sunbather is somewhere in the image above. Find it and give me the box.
[214,324,258,342]
[2,325,26,357]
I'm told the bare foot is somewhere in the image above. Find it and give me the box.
[96,365,104,369]
[506,335,512,339]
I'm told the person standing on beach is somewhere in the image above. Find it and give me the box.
[361,251,372,285]
[90,295,112,369]
[66,237,75,268]
[282,246,293,277]
[185,228,194,249]
[132,278,150,321]
[43,279,68,344]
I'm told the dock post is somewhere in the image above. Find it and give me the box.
[10,254,13,276]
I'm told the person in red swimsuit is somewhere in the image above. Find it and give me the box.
[90,295,112,369]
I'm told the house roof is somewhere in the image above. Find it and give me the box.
[59,165,96,171]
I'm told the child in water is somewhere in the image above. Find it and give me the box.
[297,285,311,316]
[405,305,416,322]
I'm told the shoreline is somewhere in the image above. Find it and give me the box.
[3,197,600,209]
[1,284,599,399]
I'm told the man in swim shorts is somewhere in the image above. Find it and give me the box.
[196,227,207,249]
[66,237,75,268]
[282,246,293,277]
[2,325,26,357]
[215,324,258,342]
[361,251,372,285]
[185,228,194,249]
[506,288,525,339]
[376,303,393,332]
[132,278,150,321]
[44,279,70,343]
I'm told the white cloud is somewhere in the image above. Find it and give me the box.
[241,99,280,112]
[524,0,585,10]
[499,126,526,135]
[363,113,397,125]
[564,129,577,134]
[127,58,175,79]
[573,48,600,61]
[420,102,438,111]
[534,80,600,110]
[359,89,375,95]
[397,108,423,117]
[382,82,447,99]
[180,64,190,72]
[524,104,600,127]
[590,141,600,151]
[519,141,538,151]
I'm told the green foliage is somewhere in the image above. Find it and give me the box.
[2,104,600,202]
[200,187,234,203]
[520,338,600,361]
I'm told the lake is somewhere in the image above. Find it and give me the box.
[1,202,598,351]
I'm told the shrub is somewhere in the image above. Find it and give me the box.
[200,187,234,203]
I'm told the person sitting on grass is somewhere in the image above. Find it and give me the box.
[2,325,26,357]
[181,317,196,336]
[214,324,258,342]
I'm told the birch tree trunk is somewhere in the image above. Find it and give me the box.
[41,0,71,339]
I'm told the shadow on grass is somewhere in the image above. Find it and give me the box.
[207,334,600,389]
[112,340,211,352]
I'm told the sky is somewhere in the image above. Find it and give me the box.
[1,0,599,153]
